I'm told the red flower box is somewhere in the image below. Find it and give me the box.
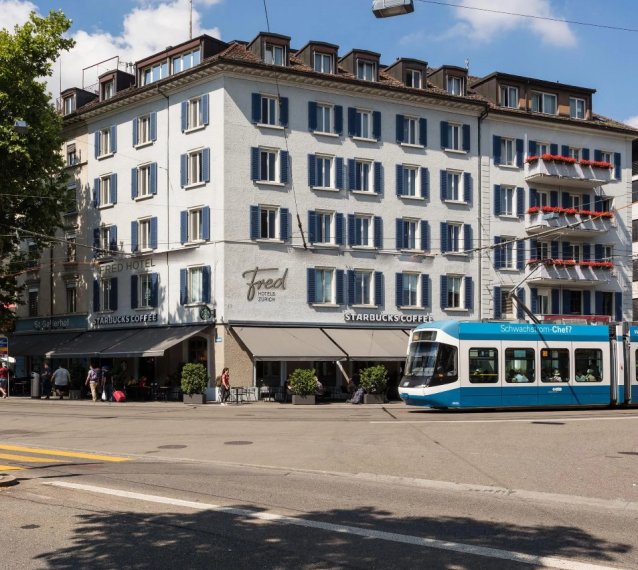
[525,154,578,165]
[579,159,613,169]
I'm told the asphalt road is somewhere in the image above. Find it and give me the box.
[0,398,637,569]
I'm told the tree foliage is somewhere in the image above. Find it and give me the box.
[0,11,75,326]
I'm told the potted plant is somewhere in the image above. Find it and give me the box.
[181,363,208,404]
[359,364,388,404]
[288,368,317,405]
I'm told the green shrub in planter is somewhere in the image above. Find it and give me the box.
[288,368,317,396]
[359,365,388,394]
[181,363,209,395]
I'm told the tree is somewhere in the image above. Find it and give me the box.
[0,11,75,327]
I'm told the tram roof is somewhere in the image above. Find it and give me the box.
[415,320,611,342]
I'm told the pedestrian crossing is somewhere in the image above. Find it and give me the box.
[0,444,130,472]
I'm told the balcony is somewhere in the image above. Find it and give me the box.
[525,209,615,237]
[526,259,613,286]
[525,156,613,189]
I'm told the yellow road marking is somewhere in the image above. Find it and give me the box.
[0,445,130,463]
[0,453,64,463]
[0,465,24,471]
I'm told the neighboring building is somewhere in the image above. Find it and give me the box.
[632,139,638,319]
[11,32,638,396]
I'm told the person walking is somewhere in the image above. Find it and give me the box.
[41,363,52,399]
[85,363,102,402]
[220,367,231,405]
[0,362,9,398]
[101,364,113,402]
[52,364,71,399]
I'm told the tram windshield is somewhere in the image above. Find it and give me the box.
[403,341,458,387]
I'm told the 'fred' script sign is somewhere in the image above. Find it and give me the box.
[243,267,288,302]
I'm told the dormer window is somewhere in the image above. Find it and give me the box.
[569,97,586,119]
[531,92,557,115]
[265,44,285,66]
[101,80,114,101]
[499,85,519,109]
[172,48,201,74]
[406,69,422,88]
[62,95,75,115]
[357,60,376,81]
[142,61,168,85]
[447,76,464,96]
[314,52,333,74]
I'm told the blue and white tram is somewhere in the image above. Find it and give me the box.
[399,320,632,409]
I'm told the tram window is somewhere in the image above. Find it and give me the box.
[469,348,498,383]
[540,349,569,382]
[574,349,602,382]
[429,344,458,387]
[505,348,534,383]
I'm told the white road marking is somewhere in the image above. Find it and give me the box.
[44,481,624,570]
[371,415,638,424]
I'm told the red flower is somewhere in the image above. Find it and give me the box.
[579,159,613,169]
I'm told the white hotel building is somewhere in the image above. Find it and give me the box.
[11,32,636,396]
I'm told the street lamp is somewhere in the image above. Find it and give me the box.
[372,0,415,18]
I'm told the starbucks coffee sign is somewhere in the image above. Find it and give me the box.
[243,267,288,302]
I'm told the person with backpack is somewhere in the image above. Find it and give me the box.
[85,363,102,402]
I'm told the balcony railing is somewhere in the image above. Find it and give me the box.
[525,156,613,189]
[526,259,613,285]
[525,209,615,237]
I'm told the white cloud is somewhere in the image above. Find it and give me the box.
[452,0,576,47]
[0,0,36,31]
[623,116,638,129]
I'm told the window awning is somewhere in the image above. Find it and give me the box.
[99,326,209,357]
[232,327,347,361]
[7,332,82,357]
[46,329,140,358]
[322,328,409,361]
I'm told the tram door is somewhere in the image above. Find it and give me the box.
[501,342,538,406]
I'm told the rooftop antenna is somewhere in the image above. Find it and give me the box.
[465,57,470,71]
[189,0,193,39]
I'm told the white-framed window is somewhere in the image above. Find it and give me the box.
[446,123,462,151]
[500,186,515,216]
[99,174,112,206]
[352,270,373,306]
[28,288,39,317]
[260,148,278,182]
[187,97,204,130]
[138,273,153,308]
[406,69,422,89]
[537,190,549,207]
[538,241,550,260]
[259,206,278,240]
[259,95,278,126]
[137,114,152,145]
[355,109,373,139]
[402,165,418,197]
[137,164,151,197]
[500,85,519,109]
[500,289,514,318]
[172,48,201,73]
[188,208,204,242]
[62,95,75,115]
[601,197,613,212]
[446,275,463,309]
[66,143,78,166]
[188,266,205,304]
[66,283,77,314]
[447,76,464,95]
[101,80,114,101]
[315,155,334,189]
[354,159,373,192]
[316,103,334,134]
[567,243,582,262]
[401,273,419,307]
[65,234,76,262]
[403,117,418,145]
[447,223,462,253]
[502,237,515,269]
[357,60,375,81]
[138,218,152,251]
[569,97,586,119]
[569,194,581,210]
[353,214,372,247]
[265,44,285,66]
[602,244,613,262]
[537,142,550,156]
[315,211,335,245]
[98,128,111,157]
[500,138,515,166]
[569,147,581,160]
[187,149,205,186]
[99,226,112,254]
[100,278,113,311]
[315,268,335,304]
[446,171,462,201]
[403,219,418,250]
[531,92,557,115]
[314,52,333,73]
[537,290,550,315]
[600,151,612,164]
[142,61,168,85]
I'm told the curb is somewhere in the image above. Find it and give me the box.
[0,474,18,487]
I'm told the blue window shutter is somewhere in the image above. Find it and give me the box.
[516,139,524,167]
[421,274,430,307]
[562,192,570,208]
[440,121,448,149]
[530,288,538,314]
[131,168,138,199]
[202,94,209,126]
[562,241,571,259]
[336,270,345,305]
[594,149,602,162]
[395,273,403,307]
[180,154,187,187]
[335,213,345,245]
[615,292,622,322]
[583,194,590,210]
[308,154,316,187]
[595,243,603,261]
[348,159,355,191]
[347,107,356,137]
[528,140,537,156]
[335,157,344,189]
[279,97,289,127]
[464,276,473,310]
[347,214,355,245]
[130,275,138,309]
[203,206,210,241]
[131,221,138,252]
[563,290,571,314]
[463,224,472,252]
[250,147,259,181]
[396,165,403,196]
[250,205,259,240]
[308,101,317,131]
[516,187,525,217]
[202,266,211,303]
[552,289,560,313]
[252,93,261,123]
[583,243,590,261]
[280,208,289,241]
[202,148,210,183]
[93,228,100,254]
[594,291,603,314]
[132,118,139,146]
[181,101,188,131]
[530,188,538,208]
[395,114,404,144]
[180,211,187,244]
[109,225,118,252]
[594,195,602,211]
[583,290,591,315]
[614,152,621,179]
[179,269,187,305]
[462,124,471,152]
[516,289,525,319]
[280,151,289,184]
[550,191,558,207]
[110,126,117,154]
[110,277,118,311]
[421,221,430,252]
[306,268,316,304]
[372,111,381,140]
[150,217,158,249]
[334,105,343,135]
[150,162,158,195]
[149,273,159,307]
[440,170,447,201]
[440,275,448,309]
[94,131,100,158]
[463,172,472,204]
[419,118,427,147]
[347,270,355,305]
[395,218,403,249]
[561,144,569,157]
[494,286,502,318]
[550,143,558,155]
[374,216,383,249]
[93,279,100,312]
[551,241,559,259]
[494,237,503,269]
[150,112,157,141]
[440,222,448,253]
[308,211,317,243]
[374,162,382,194]
[494,185,502,215]
[375,272,384,307]
[420,168,429,199]
[493,135,501,165]
[530,240,538,258]
[582,148,590,160]
[517,240,525,269]
[110,174,117,204]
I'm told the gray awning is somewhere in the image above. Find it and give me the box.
[46,329,140,358]
[100,326,209,357]
[6,332,82,357]
[232,327,347,361]
[323,328,409,361]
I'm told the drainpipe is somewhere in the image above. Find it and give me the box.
[156,86,171,325]
[477,105,489,319]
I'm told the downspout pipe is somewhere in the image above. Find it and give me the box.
[156,86,171,325]
[477,105,489,319]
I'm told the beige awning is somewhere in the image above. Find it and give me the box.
[46,329,140,358]
[323,328,409,361]
[232,327,347,361]
[100,326,208,357]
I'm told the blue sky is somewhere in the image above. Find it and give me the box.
[2,0,637,126]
